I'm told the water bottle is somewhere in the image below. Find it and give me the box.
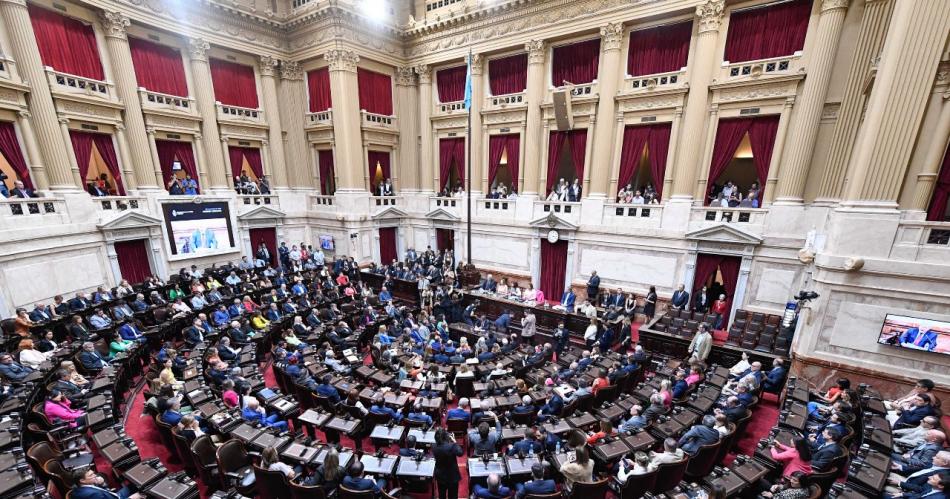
[529,446,535,457]
[555,441,561,454]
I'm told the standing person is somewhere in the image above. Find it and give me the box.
[433,428,464,499]
[688,324,713,363]
[586,271,600,302]
[521,309,537,345]
[712,294,729,329]
[643,286,657,320]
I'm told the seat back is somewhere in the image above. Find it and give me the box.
[456,376,474,398]
[191,435,217,467]
[619,468,657,499]
[652,458,689,493]
[153,414,178,457]
[216,439,249,474]
[290,481,327,499]
[253,464,291,499]
[512,411,535,426]
[685,440,721,479]
[44,460,74,493]
[593,385,619,407]
[171,428,197,473]
[568,477,608,499]
[339,485,376,499]
[714,426,736,464]
[559,398,578,418]
[810,468,838,497]
[27,442,62,482]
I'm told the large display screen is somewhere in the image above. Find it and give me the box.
[878,313,950,355]
[161,201,236,256]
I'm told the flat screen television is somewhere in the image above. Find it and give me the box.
[877,313,950,355]
[161,201,236,257]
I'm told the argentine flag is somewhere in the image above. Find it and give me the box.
[463,52,473,110]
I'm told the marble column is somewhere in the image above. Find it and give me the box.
[258,55,289,189]
[191,133,210,189]
[100,11,159,190]
[773,0,851,203]
[326,49,364,191]
[113,124,138,191]
[415,65,434,193]
[910,94,950,211]
[187,38,228,190]
[764,97,796,206]
[816,0,893,201]
[394,66,419,191]
[522,40,546,197]
[588,23,625,198]
[277,61,312,189]
[15,111,49,190]
[469,55,484,195]
[0,0,76,190]
[842,0,950,206]
[58,116,83,187]
[670,0,724,200]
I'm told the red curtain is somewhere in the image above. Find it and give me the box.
[488,54,528,96]
[155,139,199,192]
[436,228,454,252]
[210,58,259,108]
[114,240,152,284]
[379,227,398,264]
[438,138,465,192]
[569,130,587,188]
[705,116,779,203]
[28,5,104,80]
[617,126,650,191]
[70,131,125,195]
[488,134,520,192]
[927,144,950,221]
[307,68,331,112]
[228,146,263,179]
[546,131,568,194]
[368,150,391,193]
[357,68,393,115]
[249,228,277,266]
[647,123,672,199]
[318,149,336,195]
[539,239,568,304]
[724,0,813,63]
[693,254,741,327]
[628,21,693,76]
[0,122,33,189]
[552,39,601,86]
[128,37,188,97]
[437,65,466,102]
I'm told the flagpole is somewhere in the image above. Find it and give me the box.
[465,49,473,267]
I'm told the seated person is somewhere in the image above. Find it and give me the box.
[474,473,512,499]
[261,446,298,479]
[891,430,946,476]
[406,400,433,426]
[468,419,504,455]
[516,463,557,499]
[885,379,941,425]
[886,452,949,498]
[587,420,617,445]
[895,416,941,450]
[809,428,844,473]
[316,375,341,404]
[760,471,813,499]
[400,435,423,457]
[78,342,110,371]
[806,377,850,418]
[559,447,593,491]
[447,398,471,422]
[677,415,720,456]
[508,427,544,456]
[45,389,86,428]
[87,310,112,330]
[893,394,938,430]
[649,438,686,467]
[620,404,650,432]
[70,468,143,499]
[342,461,387,495]
[717,396,747,424]
[243,398,288,431]
[617,451,656,484]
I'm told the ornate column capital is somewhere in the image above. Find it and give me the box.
[414,64,431,84]
[194,133,203,140]
[189,38,211,63]
[0,0,28,8]
[145,127,156,135]
[600,23,625,52]
[470,54,483,76]
[525,40,546,65]
[116,123,127,131]
[259,55,280,78]
[820,0,850,13]
[57,114,69,125]
[99,11,130,40]
[324,49,360,72]
[280,60,303,81]
[695,0,725,33]
[394,66,416,86]
[16,109,30,119]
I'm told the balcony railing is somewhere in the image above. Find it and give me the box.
[95,195,146,213]
[437,101,465,113]
[486,92,526,109]
[0,197,68,229]
[557,82,596,97]
[537,200,579,215]
[306,109,333,126]
[46,68,113,99]
[217,103,263,123]
[626,69,686,92]
[602,203,663,229]
[139,89,194,114]
[721,53,802,81]
[311,194,335,208]
[362,111,395,128]
[372,195,399,209]
[692,206,767,225]
[481,199,512,211]
[892,220,950,263]
[432,196,459,209]
[237,194,278,208]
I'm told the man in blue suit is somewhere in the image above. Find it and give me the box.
[556,288,576,312]
[370,395,403,423]
[761,358,787,392]
[241,398,288,431]
[118,322,145,343]
[447,398,471,422]
[894,395,939,430]
[474,473,512,499]
[888,451,950,497]
[0,353,34,382]
[29,303,54,322]
[78,342,110,371]
[70,468,143,499]
[316,375,341,403]
[494,310,511,333]
[480,274,497,293]
[678,415,720,455]
[507,427,544,456]
[516,463,557,499]
[900,326,940,351]
[892,431,945,475]
[342,462,386,494]
[671,284,690,310]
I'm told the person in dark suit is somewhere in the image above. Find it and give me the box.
[761,359,787,393]
[516,463,557,499]
[0,353,34,382]
[586,271,600,302]
[671,284,690,310]
[892,431,945,475]
[69,293,91,311]
[894,395,939,430]
[130,294,149,313]
[78,342,110,371]
[10,181,36,198]
[480,274,497,293]
[693,286,710,313]
[29,303,54,322]
[899,326,940,351]
[718,396,747,423]
[557,288,576,312]
[342,461,386,494]
[53,368,87,402]
[809,428,844,472]
[898,471,949,499]
[507,427,544,456]
[677,415,720,455]
[889,451,950,496]
[69,468,143,499]
[433,428,464,499]
[473,473,512,499]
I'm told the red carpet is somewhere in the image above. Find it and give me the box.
[111,358,779,498]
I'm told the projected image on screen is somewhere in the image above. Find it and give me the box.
[162,201,236,256]
[878,313,950,355]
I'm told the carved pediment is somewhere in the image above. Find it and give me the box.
[685,224,762,245]
[372,207,409,220]
[425,208,460,221]
[529,211,578,230]
[237,205,286,221]
[98,211,163,231]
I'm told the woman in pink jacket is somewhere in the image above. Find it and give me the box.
[44,389,86,428]
[769,436,813,478]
